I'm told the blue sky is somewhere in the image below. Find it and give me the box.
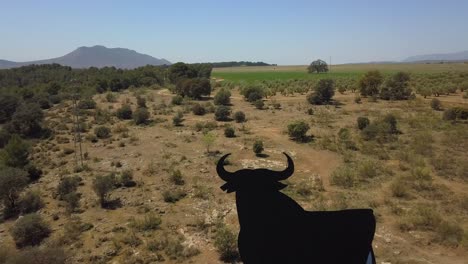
[1,0,468,65]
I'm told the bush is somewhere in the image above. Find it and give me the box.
[224,127,235,138]
[253,140,264,155]
[0,167,29,217]
[116,104,133,119]
[78,98,96,109]
[358,70,383,97]
[2,246,67,264]
[0,95,19,124]
[130,214,162,231]
[241,85,264,102]
[136,96,146,108]
[254,99,264,109]
[357,117,370,130]
[287,121,310,141]
[119,170,135,187]
[6,103,44,138]
[390,177,410,198]
[214,88,231,105]
[383,114,398,134]
[191,103,206,115]
[133,107,150,125]
[307,79,335,105]
[435,221,464,246]
[170,169,185,185]
[10,213,51,248]
[173,111,184,126]
[214,106,231,121]
[443,107,468,121]
[92,175,115,207]
[57,176,80,200]
[431,98,441,111]
[379,72,412,100]
[63,192,81,213]
[94,126,111,139]
[1,134,30,168]
[354,96,362,104]
[162,189,186,203]
[214,226,240,262]
[233,111,246,123]
[330,165,356,188]
[19,190,43,214]
[175,78,211,99]
[172,95,184,105]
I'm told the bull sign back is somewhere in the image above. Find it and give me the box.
[217,152,376,264]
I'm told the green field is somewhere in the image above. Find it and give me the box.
[212,63,468,83]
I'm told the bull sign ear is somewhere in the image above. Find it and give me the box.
[217,153,233,182]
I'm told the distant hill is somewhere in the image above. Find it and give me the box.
[403,50,468,63]
[0,45,170,69]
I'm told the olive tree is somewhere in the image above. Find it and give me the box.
[307,59,329,73]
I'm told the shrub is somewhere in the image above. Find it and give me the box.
[214,226,240,262]
[358,70,383,97]
[254,99,264,109]
[287,121,310,141]
[0,167,29,217]
[379,72,412,100]
[10,213,51,248]
[307,108,314,115]
[133,107,150,125]
[233,111,246,123]
[383,113,398,134]
[354,96,362,104]
[1,134,30,168]
[175,78,211,99]
[390,177,410,198]
[435,221,464,246]
[431,98,441,111]
[6,103,43,138]
[241,85,264,102]
[171,95,184,105]
[253,140,264,155]
[204,102,216,113]
[57,176,80,200]
[0,95,19,124]
[202,132,216,153]
[214,106,231,121]
[2,246,67,264]
[357,117,370,130]
[214,88,231,105]
[170,169,185,185]
[130,214,162,231]
[92,175,115,207]
[338,86,346,94]
[163,189,186,203]
[136,96,146,108]
[116,104,133,119]
[78,98,96,109]
[63,192,81,213]
[191,103,206,115]
[173,111,184,126]
[224,127,235,138]
[330,165,356,188]
[19,190,43,214]
[105,92,117,102]
[119,170,135,187]
[94,126,111,139]
[307,79,335,105]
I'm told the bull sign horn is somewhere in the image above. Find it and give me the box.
[216,152,294,181]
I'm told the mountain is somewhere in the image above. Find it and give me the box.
[403,50,468,63]
[0,45,170,69]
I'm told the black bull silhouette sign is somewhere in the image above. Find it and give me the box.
[217,152,376,264]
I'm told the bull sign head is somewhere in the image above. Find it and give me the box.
[216,152,294,193]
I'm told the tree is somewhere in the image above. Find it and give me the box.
[215,106,231,121]
[307,59,329,73]
[92,175,115,207]
[6,103,44,138]
[0,95,19,124]
[253,140,264,155]
[0,167,29,218]
[359,70,383,97]
[214,88,231,105]
[175,78,211,99]
[380,72,412,100]
[1,134,30,168]
[168,62,197,83]
[234,111,246,123]
[202,132,216,153]
[116,104,133,120]
[10,213,51,248]
[133,107,150,125]
[307,79,335,105]
[287,121,310,141]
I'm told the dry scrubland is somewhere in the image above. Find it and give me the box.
[0,64,468,264]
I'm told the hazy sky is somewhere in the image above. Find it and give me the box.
[1,0,468,65]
